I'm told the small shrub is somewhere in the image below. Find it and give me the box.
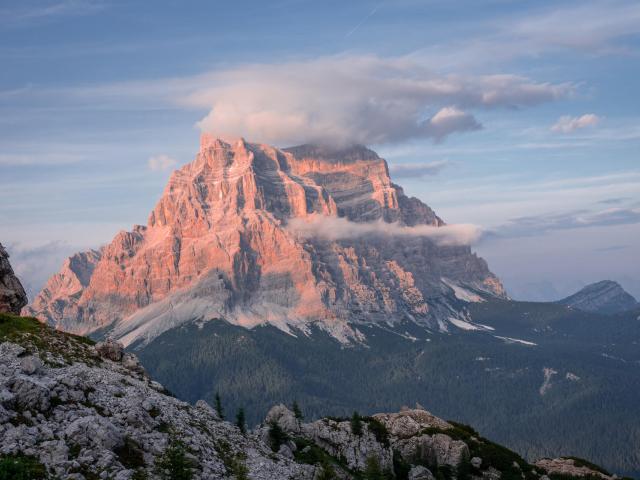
[155,439,196,480]
[317,458,337,480]
[0,453,47,480]
[392,450,411,480]
[115,437,145,469]
[363,456,385,480]
[364,417,390,447]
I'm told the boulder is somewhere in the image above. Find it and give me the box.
[265,404,300,434]
[64,415,123,450]
[95,339,124,362]
[395,433,469,468]
[20,356,43,375]
[409,465,435,480]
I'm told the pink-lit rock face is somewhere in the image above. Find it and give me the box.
[25,137,504,345]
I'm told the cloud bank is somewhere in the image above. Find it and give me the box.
[492,207,640,238]
[552,114,600,133]
[186,55,571,146]
[287,215,480,246]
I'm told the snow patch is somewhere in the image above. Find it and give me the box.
[494,336,537,346]
[449,317,495,332]
[442,278,485,303]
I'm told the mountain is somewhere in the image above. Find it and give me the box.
[0,312,620,480]
[0,243,27,315]
[26,135,504,345]
[22,137,640,476]
[558,280,639,315]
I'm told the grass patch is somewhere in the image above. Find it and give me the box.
[0,454,47,480]
[0,313,98,365]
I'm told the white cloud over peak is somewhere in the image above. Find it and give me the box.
[551,114,600,133]
[186,55,571,146]
[286,215,481,246]
[148,154,177,172]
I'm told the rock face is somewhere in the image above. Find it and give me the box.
[558,280,638,315]
[0,315,617,480]
[0,243,28,315]
[26,136,504,345]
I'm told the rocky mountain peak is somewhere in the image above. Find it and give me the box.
[25,137,505,346]
[0,243,28,315]
[559,280,638,315]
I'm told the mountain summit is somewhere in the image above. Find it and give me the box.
[25,135,504,345]
[558,280,638,315]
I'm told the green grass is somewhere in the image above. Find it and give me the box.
[0,313,97,365]
[0,454,47,480]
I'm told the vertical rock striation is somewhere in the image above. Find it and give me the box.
[26,136,504,345]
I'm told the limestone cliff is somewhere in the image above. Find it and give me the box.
[25,136,504,345]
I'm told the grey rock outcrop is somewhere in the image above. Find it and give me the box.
[558,280,638,315]
[535,458,614,480]
[0,243,27,315]
[0,315,617,480]
[0,326,314,479]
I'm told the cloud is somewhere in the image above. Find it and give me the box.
[187,55,571,146]
[492,207,640,238]
[389,160,449,178]
[148,154,177,172]
[424,107,481,142]
[551,114,600,133]
[286,215,480,246]
[0,0,105,27]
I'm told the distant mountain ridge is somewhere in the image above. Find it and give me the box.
[25,135,504,346]
[558,280,638,315]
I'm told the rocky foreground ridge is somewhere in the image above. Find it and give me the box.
[0,313,621,480]
[25,136,504,346]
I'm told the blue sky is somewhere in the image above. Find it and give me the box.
[1,0,639,299]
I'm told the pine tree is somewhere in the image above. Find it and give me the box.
[214,392,224,420]
[236,408,246,435]
[292,400,303,421]
[351,411,363,436]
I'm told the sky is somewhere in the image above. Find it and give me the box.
[0,0,639,300]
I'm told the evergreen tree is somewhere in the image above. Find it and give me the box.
[317,458,337,480]
[268,421,288,452]
[292,400,303,421]
[351,411,363,436]
[155,439,195,480]
[363,456,385,480]
[214,392,224,420]
[236,408,247,435]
